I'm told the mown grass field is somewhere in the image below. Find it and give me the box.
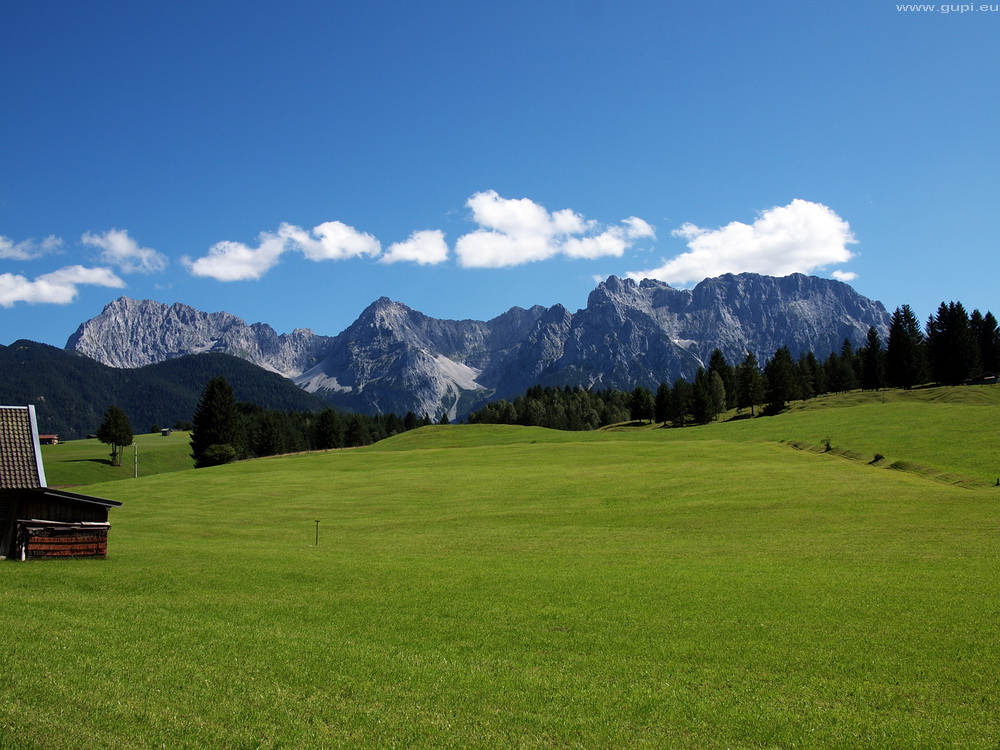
[4,386,1000,748]
[40,431,194,487]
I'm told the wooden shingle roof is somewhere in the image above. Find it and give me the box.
[0,405,47,489]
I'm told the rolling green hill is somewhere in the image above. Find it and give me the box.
[4,386,999,747]
[643,385,1000,487]
[40,430,196,486]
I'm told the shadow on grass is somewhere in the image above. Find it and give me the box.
[65,458,114,466]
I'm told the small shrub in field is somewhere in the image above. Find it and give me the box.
[202,443,238,466]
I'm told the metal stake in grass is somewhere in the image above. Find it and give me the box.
[315,519,320,546]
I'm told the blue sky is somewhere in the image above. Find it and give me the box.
[2,0,998,347]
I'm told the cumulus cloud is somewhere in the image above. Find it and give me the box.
[184,230,288,282]
[0,265,125,307]
[468,191,593,237]
[0,234,63,260]
[279,221,381,262]
[81,228,168,274]
[563,216,656,260]
[456,230,550,268]
[184,221,382,281]
[627,199,856,285]
[381,230,449,265]
[455,190,655,268]
[182,192,657,280]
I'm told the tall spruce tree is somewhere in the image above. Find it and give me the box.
[313,409,344,449]
[692,368,713,424]
[972,309,1000,372]
[190,375,243,468]
[926,301,980,385]
[654,382,671,426]
[629,386,655,425]
[668,377,694,427]
[736,351,765,416]
[797,353,816,400]
[842,338,862,389]
[886,305,928,389]
[345,414,372,446]
[708,370,727,420]
[252,411,287,457]
[708,349,737,409]
[860,326,886,391]
[825,339,859,393]
[764,346,799,412]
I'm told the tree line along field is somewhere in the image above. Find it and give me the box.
[5,386,1000,747]
[41,385,1000,489]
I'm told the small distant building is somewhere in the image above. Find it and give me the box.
[967,371,997,386]
[161,428,174,436]
[38,434,60,445]
[0,406,122,561]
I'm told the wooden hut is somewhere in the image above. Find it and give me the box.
[0,405,121,561]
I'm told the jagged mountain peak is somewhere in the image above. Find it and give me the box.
[589,274,638,299]
[356,296,417,325]
[587,275,676,311]
[65,273,891,420]
[66,296,331,376]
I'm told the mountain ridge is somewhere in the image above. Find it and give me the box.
[66,297,334,377]
[64,273,891,420]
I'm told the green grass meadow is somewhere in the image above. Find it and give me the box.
[4,387,1000,747]
[40,431,194,487]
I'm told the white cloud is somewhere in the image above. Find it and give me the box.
[0,234,63,260]
[456,230,552,268]
[627,199,857,285]
[467,191,594,237]
[181,193,657,279]
[832,270,858,281]
[281,221,381,261]
[184,220,382,281]
[81,228,168,274]
[455,190,655,268]
[563,218,656,260]
[0,265,125,307]
[562,230,630,260]
[381,230,449,265]
[183,231,288,282]
[622,216,656,239]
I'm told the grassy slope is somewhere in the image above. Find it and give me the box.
[629,385,1000,487]
[39,385,1000,489]
[40,431,194,487]
[3,388,1000,747]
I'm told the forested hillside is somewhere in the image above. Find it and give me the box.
[0,340,331,439]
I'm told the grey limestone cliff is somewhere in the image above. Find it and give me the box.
[66,297,332,378]
[66,273,891,420]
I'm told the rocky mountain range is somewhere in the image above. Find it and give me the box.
[66,296,332,377]
[66,273,891,419]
